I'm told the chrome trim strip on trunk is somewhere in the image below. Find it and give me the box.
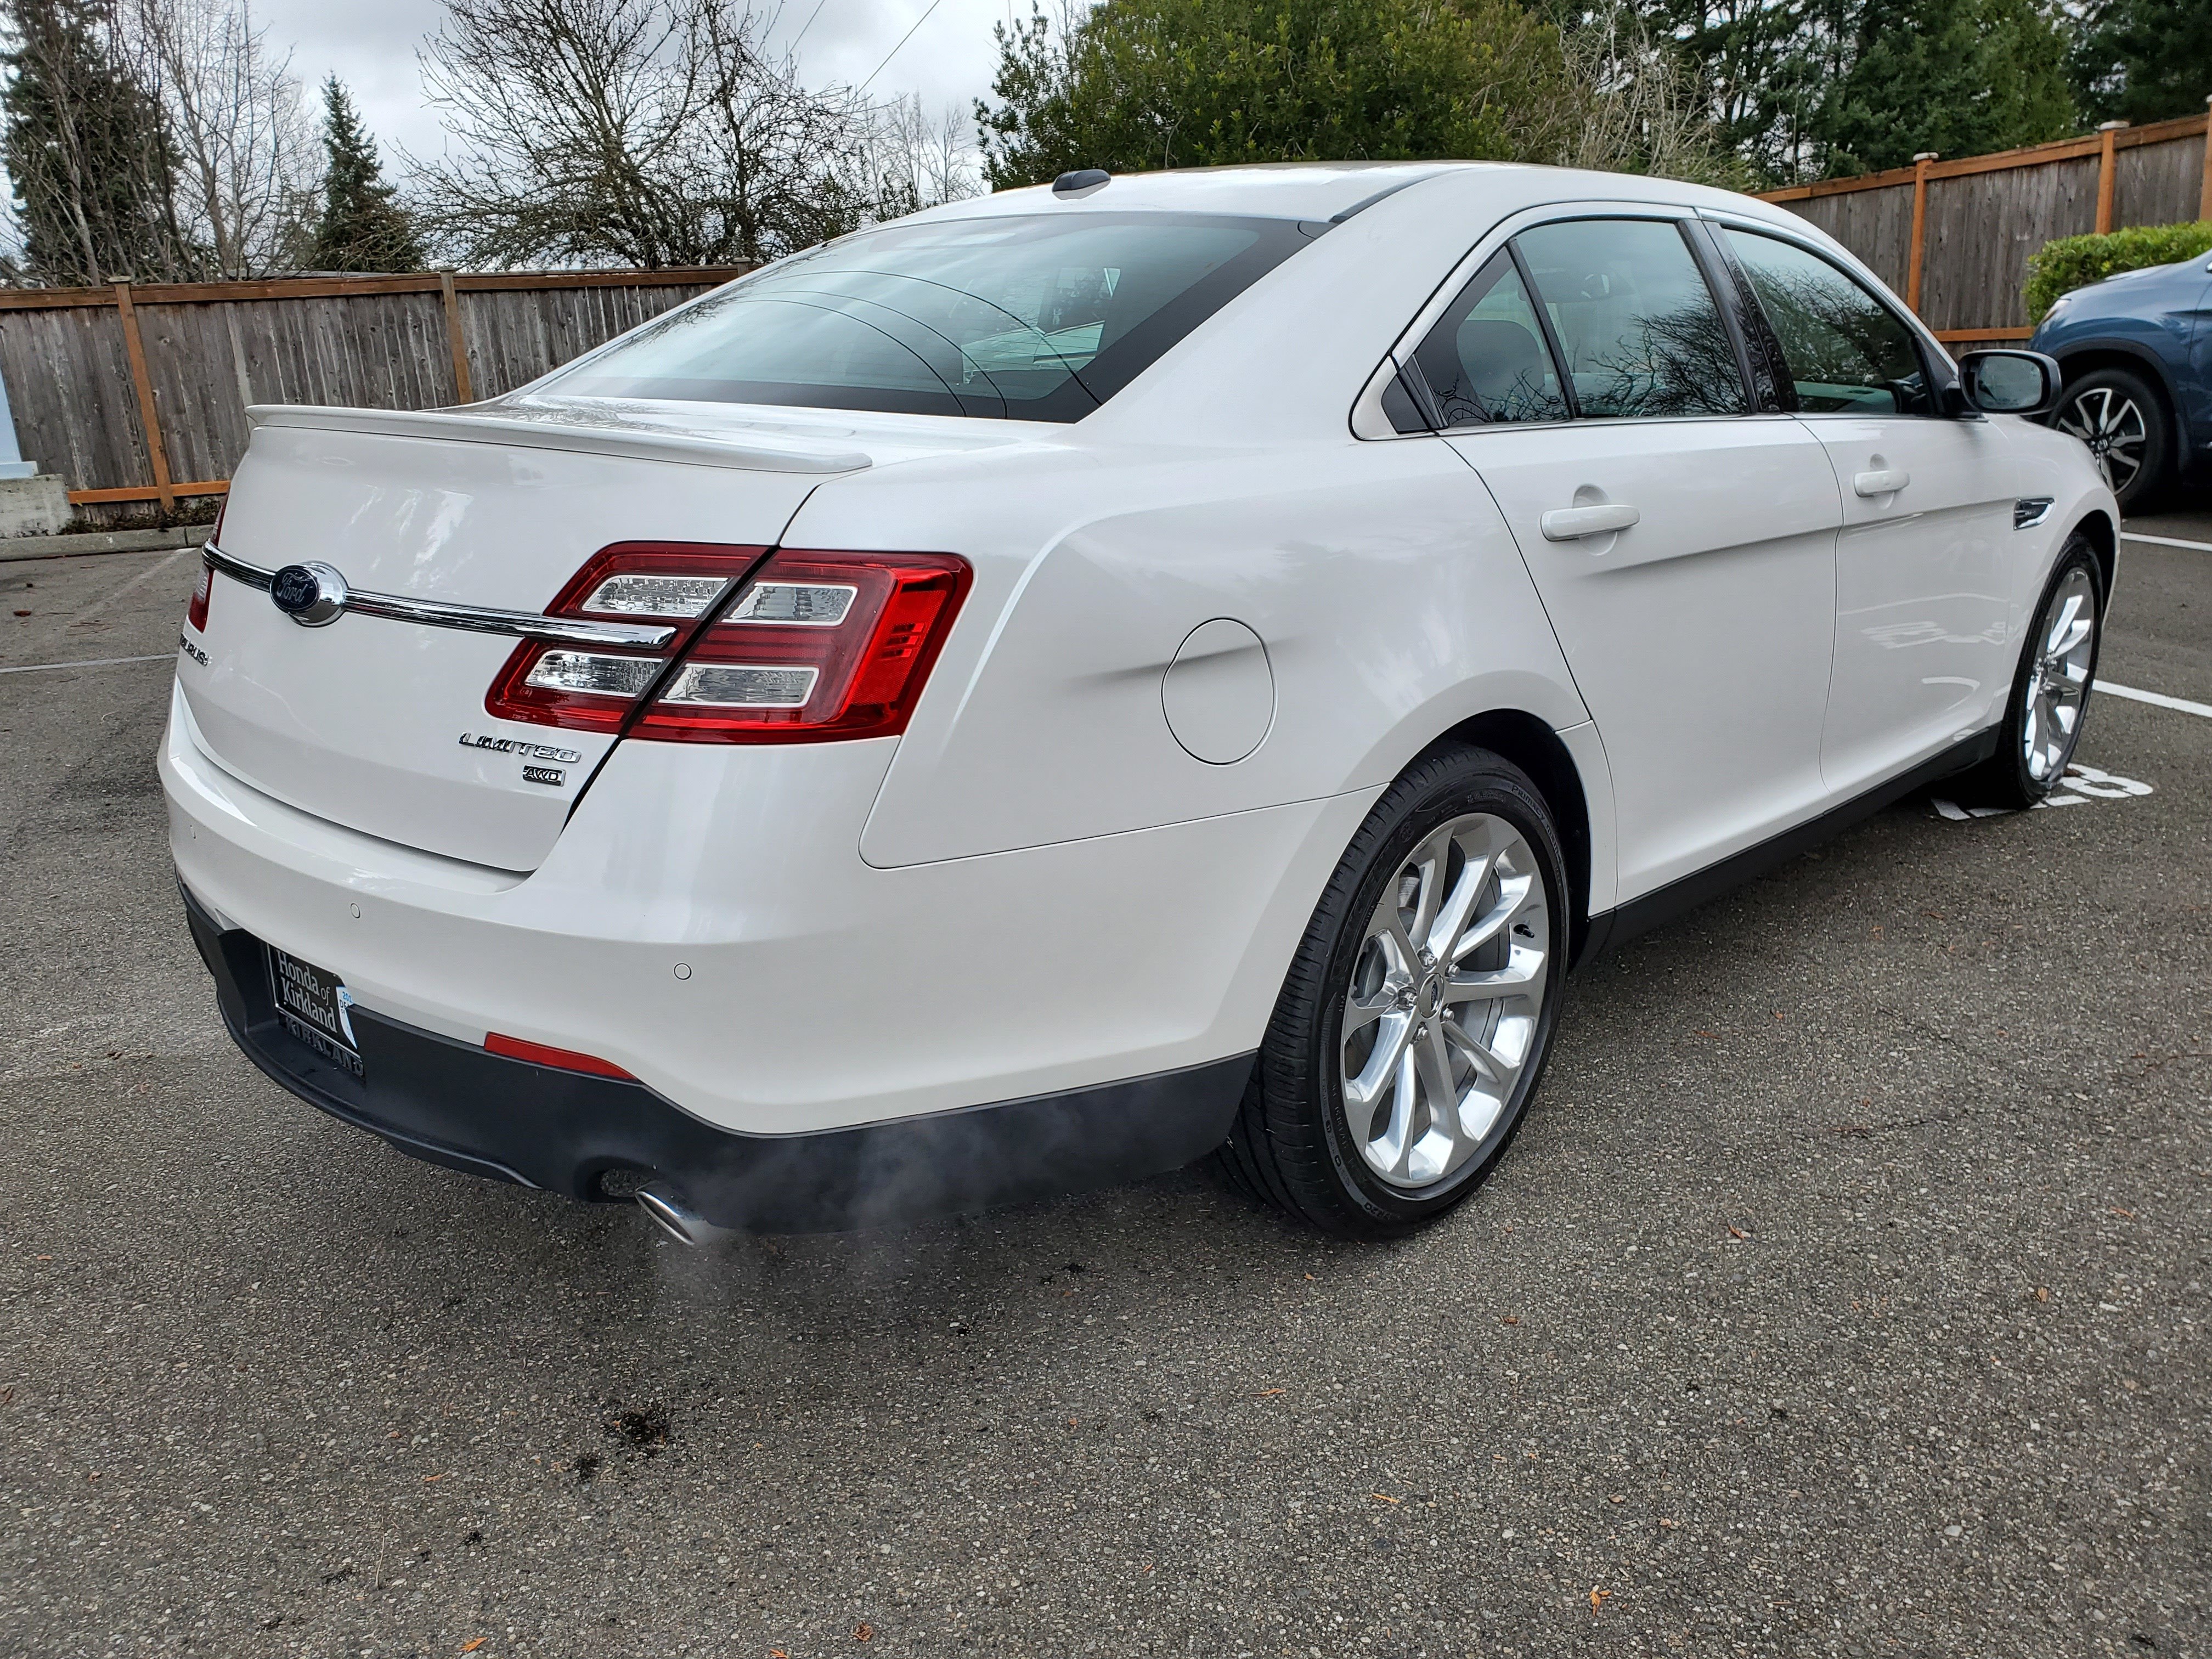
[202,543,678,649]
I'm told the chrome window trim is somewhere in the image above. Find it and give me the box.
[202,543,678,649]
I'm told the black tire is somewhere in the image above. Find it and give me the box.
[2053,366,2170,511]
[1214,746,1568,1237]
[1959,533,2104,810]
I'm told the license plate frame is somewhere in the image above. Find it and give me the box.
[267,945,364,1078]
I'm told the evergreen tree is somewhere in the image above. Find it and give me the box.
[307,76,424,272]
[1633,0,1848,185]
[2072,0,2212,126]
[1814,0,2074,174]
[2,0,185,285]
[975,0,1569,189]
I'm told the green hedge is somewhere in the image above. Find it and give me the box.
[2024,221,2212,323]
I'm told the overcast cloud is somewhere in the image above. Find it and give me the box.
[252,0,1026,168]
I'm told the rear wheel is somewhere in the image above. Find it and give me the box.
[1961,535,2102,809]
[2053,366,2169,511]
[1215,746,1567,1237]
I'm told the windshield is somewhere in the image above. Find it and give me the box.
[543,212,1313,421]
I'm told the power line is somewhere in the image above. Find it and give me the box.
[789,0,833,52]
[857,0,947,92]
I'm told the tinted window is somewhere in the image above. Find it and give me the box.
[546,213,1310,422]
[1409,252,1568,427]
[1720,229,1934,416]
[1514,219,1748,419]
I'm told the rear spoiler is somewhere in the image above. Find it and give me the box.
[246,404,873,476]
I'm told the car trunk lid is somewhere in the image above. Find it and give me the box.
[178,400,992,870]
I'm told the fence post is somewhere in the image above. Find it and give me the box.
[2201,98,2211,221]
[112,283,177,514]
[439,272,475,404]
[1907,153,1938,314]
[2096,121,2127,234]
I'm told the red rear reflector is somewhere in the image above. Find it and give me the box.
[484,1032,635,1080]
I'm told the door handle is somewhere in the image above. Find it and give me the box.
[1540,503,1640,541]
[1854,467,1910,496]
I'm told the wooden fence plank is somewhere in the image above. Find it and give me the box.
[439,272,473,404]
[111,285,176,513]
[1908,154,1936,311]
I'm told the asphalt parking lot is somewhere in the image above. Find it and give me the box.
[3,509,2208,1659]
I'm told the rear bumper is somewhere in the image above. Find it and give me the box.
[183,884,1250,1231]
[162,680,1367,1137]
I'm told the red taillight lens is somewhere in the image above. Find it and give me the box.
[486,544,769,733]
[486,545,970,745]
[632,551,970,744]
[193,498,228,633]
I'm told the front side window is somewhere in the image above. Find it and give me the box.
[1514,219,1748,419]
[1408,252,1568,428]
[1720,229,1935,416]
[544,213,1311,422]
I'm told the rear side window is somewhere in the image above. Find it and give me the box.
[1514,219,1748,419]
[1408,252,1568,427]
[545,212,1312,422]
[1720,229,1935,416]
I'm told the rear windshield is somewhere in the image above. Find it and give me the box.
[544,212,1312,422]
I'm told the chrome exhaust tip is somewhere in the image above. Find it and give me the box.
[635,1182,737,1249]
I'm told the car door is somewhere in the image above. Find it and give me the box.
[1413,214,1844,900]
[1712,223,2017,795]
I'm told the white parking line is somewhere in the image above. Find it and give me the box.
[0,653,171,675]
[2098,681,2212,719]
[81,543,193,612]
[2121,531,2212,553]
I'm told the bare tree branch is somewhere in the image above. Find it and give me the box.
[117,0,318,278]
[406,0,977,271]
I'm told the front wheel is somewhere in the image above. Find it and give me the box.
[1962,535,2102,809]
[1215,746,1568,1237]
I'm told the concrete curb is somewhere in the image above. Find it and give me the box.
[0,524,212,565]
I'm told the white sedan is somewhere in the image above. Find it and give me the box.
[163,162,2114,1240]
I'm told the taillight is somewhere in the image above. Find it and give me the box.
[634,551,970,744]
[486,544,769,733]
[487,545,970,744]
[189,502,227,632]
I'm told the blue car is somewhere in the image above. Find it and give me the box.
[2029,250,2212,510]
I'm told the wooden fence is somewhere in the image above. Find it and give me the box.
[1758,105,2212,342]
[0,267,746,523]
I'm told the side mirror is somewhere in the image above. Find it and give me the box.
[1957,349,2061,417]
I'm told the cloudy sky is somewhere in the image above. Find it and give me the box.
[252,0,1028,167]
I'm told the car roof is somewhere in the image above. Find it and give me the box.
[907,160,1791,228]
[908,161,1487,224]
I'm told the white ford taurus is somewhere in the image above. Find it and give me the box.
[163,162,2114,1240]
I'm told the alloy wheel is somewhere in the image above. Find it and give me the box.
[1339,813,1550,1190]
[2056,387,2147,495]
[2023,564,2097,783]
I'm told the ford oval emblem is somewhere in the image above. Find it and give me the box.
[269,561,348,627]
